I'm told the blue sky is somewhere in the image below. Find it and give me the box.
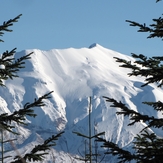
[0,1,163,56]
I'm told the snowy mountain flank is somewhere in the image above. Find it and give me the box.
[1,44,163,162]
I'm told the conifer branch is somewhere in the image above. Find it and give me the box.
[133,130,163,162]
[96,136,136,163]
[0,14,22,42]
[0,50,32,86]
[103,96,163,130]
[12,131,64,162]
[101,1,163,162]
[0,91,53,134]
[143,101,163,111]
[126,14,163,39]
[114,54,163,87]
[0,14,58,163]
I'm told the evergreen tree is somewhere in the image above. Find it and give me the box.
[96,1,163,163]
[0,15,64,162]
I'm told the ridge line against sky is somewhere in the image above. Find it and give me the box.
[0,0,163,57]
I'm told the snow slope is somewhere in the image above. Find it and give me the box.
[1,44,163,162]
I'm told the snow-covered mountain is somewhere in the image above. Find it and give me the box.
[1,44,163,162]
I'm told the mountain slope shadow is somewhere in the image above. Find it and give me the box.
[22,77,55,131]
[131,81,156,117]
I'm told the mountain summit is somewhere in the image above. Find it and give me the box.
[1,44,163,162]
[89,43,98,48]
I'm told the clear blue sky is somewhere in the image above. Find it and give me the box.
[0,0,163,57]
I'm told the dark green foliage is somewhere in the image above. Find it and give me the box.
[96,1,163,163]
[0,91,53,134]
[97,95,163,163]
[99,55,163,162]
[11,131,64,163]
[96,136,136,163]
[114,54,163,87]
[0,14,22,42]
[126,11,163,39]
[133,131,163,163]
[103,97,163,129]
[0,14,31,87]
[0,49,32,86]
[97,130,163,163]
[0,15,64,162]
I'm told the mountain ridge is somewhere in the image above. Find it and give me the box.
[1,44,163,162]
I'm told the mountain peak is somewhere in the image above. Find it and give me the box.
[89,43,98,48]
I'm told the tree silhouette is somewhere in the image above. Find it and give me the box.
[96,1,163,162]
[0,14,64,162]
